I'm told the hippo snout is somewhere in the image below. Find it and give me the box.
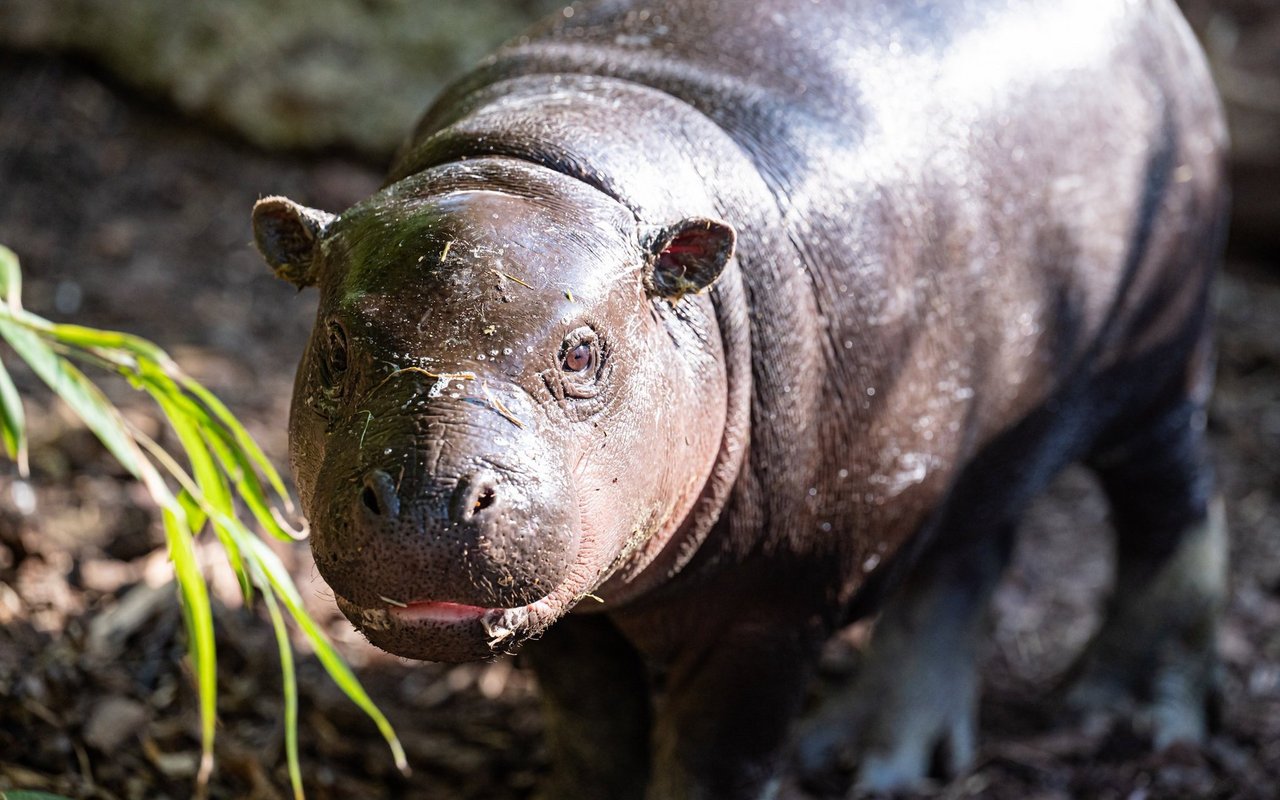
[357,468,504,525]
[314,452,580,615]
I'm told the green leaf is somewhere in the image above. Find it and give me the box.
[183,377,293,512]
[0,244,407,797]
[178,488,209,535]
[238,531,408,774]
[43,319,169,364]
[0,356,27,474]
[0,316,169,499]
[143,373,252,600]
[0,244,22,309]
[262,586,303,800]
[162,505,217,789]
[202,422,299,543]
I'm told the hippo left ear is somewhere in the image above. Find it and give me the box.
[643,217,736,301]
[252,196,336,289]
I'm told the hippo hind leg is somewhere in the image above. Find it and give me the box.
[792,527,1016,793]
[1064,392,1227,746]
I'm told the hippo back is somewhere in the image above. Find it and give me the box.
[390,0,1228,604]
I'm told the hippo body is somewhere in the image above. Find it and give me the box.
[253,0,1228,796]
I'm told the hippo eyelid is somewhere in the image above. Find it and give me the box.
[310,319,352,420]
[556,325,609,402]
[326,320,350,375]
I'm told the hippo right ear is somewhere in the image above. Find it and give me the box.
[643,217,736,302]
[251,196,336,288]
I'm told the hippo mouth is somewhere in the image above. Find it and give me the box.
[333,592,557,662]
[314,452,623,662]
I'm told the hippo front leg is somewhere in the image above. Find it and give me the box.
[524,614,651,800]
[792,528,1016,793]
[644,619,823,800]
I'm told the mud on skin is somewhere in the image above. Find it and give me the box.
[252,0,1230,797]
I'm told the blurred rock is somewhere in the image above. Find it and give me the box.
[83,695,149,752]
[0,0,562,162]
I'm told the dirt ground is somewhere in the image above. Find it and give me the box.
[0,52,1278,800]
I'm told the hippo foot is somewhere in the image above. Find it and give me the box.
[793,535,1011,795]
[1058,499,1227,748]
[792,651,980,794]
[1061,651,1221,749]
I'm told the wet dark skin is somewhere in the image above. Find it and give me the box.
[253,0,1230,797]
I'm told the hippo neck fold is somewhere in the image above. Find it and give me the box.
[389,74,758,598]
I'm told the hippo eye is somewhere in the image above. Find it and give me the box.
[312,321,350,419]
[559,327,600,377]
[326,322,349,377]
[556,327,606,401]
[563,342,593,373]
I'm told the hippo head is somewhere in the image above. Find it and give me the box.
[252,158,735,661]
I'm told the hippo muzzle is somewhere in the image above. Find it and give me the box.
[307,384,581,661]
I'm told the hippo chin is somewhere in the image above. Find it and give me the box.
[252,0,1229,796]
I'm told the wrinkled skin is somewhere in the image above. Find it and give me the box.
[253,0,1229,797]
[264,161,734,662]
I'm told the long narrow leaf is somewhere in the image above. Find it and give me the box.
[182,378,293,511]
[141,360,298,543]
[0,245,407,797]
[236,528,407,774]
[42,319,169,364]
[149,384,252,601]
[202,423,299,543]
[261,586,303,800]
[162,505,217,788]
[0,316,168,499]
[0,357,27,475]
[0,245,22,310]
[140,412,406,776]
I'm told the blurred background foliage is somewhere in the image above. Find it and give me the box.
[0,0,563,160]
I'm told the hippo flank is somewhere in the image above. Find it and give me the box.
[251,0,1229,796]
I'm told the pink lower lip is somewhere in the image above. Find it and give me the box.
[389,600,491,623]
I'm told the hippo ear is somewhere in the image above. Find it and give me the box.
[251,196,336,288]
[643,217,736,301]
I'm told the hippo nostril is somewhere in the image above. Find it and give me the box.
[361,484,382,515]
[452,471,502,523]
[473,486,497,514]
[359,470,400,518]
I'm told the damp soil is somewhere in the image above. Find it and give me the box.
[1,53,1279,800]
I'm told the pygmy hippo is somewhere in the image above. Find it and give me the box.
[252,0,1229,796]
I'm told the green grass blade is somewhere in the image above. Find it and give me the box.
[149,382,252,601]
[261,586,303,800]
[182,377,293,511]
[178,488,209,536]
[0,245,407,796]
[201,423,300,543]
[0,245,22,310]
[162,505,217,789]
[41,320,169,364]
[235,528,408,774]
[138,359,299,543]
[0,357,27,475]
[0,316,170,499]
